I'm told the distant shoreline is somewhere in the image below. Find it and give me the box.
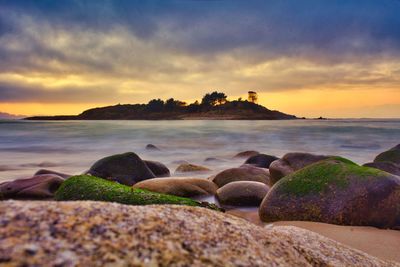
[24,100,298,121]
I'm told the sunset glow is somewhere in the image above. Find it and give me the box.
[0,1,399,118]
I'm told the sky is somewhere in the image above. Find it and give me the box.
[0,0,399,118]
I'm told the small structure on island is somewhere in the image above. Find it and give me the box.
[248,91,258,104]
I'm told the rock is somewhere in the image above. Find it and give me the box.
[175,163,211,173]
[259,157,400,229]
[133,177,217,197]
[233,150,259,158]
[86,152,155,186]
[204,157,225,163]
[269,152,330,184]
[374,144,400,165]
[363,162,400,176]
[145,144,160,151]
[55,175,220,210]
[216,181,269,206]
[34,169,72,179]
[244,154,279,168]
[0,174,65,199]
[143,160,170,177]
[0,201,394,266]
[211,165,270,187]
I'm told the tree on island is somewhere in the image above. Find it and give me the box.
[147,99,164,112]
[165,98,186,111]
[201,91,227,106]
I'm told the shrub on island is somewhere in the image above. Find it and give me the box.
[55,175,221,211]
[259,157,400,229]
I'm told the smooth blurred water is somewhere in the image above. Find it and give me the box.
[0,119,399,182]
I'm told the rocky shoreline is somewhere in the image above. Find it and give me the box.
[1,144,400,265]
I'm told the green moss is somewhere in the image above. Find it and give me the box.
[327,156,357,165]
[277,158,387,196]
[55,175,221,211]
[374,150,400,164]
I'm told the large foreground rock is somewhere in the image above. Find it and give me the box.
[260,158,400,229]
[0,201,395,266]
[269,152,330,184]
[87,152,156,186]
[133,177,217,197]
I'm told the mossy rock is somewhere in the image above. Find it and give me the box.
[269,153,331,185]
[55,175,221,211]
[259,158,400,229]
[374,144,400,165]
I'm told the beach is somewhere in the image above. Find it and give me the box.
[227,209,400,263]
[1,119,399,265]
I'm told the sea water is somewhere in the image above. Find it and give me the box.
[0,119,399,182]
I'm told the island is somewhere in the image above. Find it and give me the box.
[25,91,297,120]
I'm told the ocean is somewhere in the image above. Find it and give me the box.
[0,119,399,182]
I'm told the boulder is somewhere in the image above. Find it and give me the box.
[216,181,269,206]
[204,157,225,163]
[34,169,72,179]
[244,154,279,168]
[0,174,64,199]
[55,175,219,210]
[143,160,170,177]
[259,157,400,229]
[133,177,217,197]
[211,165,270,187]
[0,201,393,266]
[145,144,160,151]
[233,150,259,158]
[86,152,155,186]
[374,144,400,165]
[269,152,330,184]
[363,162,400,176]
[175,163,211,173]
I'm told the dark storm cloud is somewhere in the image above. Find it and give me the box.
[1,0,399,60]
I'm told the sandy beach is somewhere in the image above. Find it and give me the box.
[227,209,400,263]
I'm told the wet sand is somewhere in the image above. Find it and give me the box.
[227,209,400,263]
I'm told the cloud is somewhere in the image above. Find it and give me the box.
[0,0,399,117]
[0,81,120,103]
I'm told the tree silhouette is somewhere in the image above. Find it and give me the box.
[165,98,186,111]
[147,99,164,112]
[201,91,227,106]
